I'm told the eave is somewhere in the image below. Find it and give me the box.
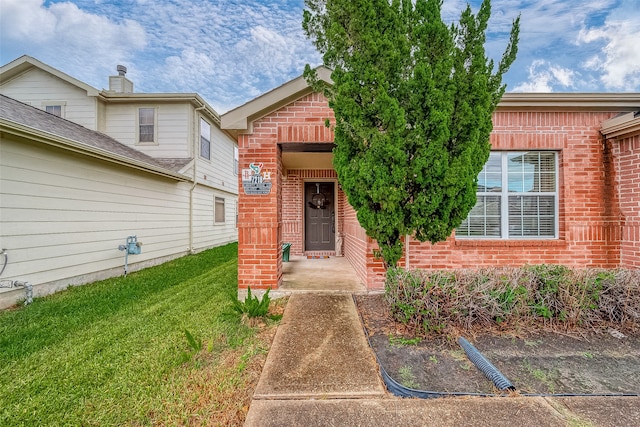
[498,93,640,112]
[600,112,640,138]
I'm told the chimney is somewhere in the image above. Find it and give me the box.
[108,65,133,93]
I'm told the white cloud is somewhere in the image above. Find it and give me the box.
[512,59,576,92]
[0,0,146,88]
[578,18,640,90]
[0,0,57,42]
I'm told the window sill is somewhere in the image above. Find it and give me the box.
[454,239,566,248]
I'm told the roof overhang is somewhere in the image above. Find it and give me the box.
[498,93,640,111]
[0,55,100,97]
[1,118,191,182]
[600,111,640,138]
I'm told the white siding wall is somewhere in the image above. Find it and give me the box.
[191,118,239,250]
[0,68,98,129]
[196,123,239,193]
[103,103,191,158]
[191,186,238,250]
[0,137,234,308]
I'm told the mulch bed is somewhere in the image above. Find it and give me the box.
[355,293,640,396]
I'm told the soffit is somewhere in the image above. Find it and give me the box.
[282,152,334,170]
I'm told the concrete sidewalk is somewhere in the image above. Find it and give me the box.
[245,294,640,427]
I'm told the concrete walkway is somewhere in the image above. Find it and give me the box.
[245,294,640,427]
[252,293,384,399]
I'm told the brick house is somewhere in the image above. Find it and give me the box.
[221,68,640,293]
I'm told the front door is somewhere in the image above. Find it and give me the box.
[304,182,335,251]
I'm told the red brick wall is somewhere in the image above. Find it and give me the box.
[396,111,624,285]
[343,199,369,286]
[238,91,635,291]
[238,93,337,290]
[282,169,339,256]
[237,122,282,290]
[615,133,640,268]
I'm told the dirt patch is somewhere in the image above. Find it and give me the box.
[355,294,640,396]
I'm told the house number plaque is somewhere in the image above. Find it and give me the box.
[242,162,272,195]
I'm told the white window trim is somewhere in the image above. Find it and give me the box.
[42,101,66,118]
[214,196,225,224]
[137,107,158,145]
[200,117,211,160]
[233,145,239,175]
[457,151,559,240]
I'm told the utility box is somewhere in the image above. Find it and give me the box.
[124,236,142,255]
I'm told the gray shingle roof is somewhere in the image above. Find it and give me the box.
[0,94,191,176]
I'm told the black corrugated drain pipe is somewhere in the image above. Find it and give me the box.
[458,336,515,391]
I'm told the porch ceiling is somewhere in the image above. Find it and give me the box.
[282,152,334,170]
[281,142,335,170]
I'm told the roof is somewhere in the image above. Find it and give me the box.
[1,55,223,128]
[0,94,190,181]
[221,66,640,135]
[601,111,640,138]
[221,66,333,135]
[0,55,100,97]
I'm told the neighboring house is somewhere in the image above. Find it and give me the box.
[0,56,238,308]
[221,68,640,292]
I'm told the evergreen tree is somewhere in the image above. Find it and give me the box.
[303,0,519,267]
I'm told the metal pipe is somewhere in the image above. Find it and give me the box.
[12,281,33,305]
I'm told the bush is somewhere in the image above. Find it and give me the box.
[385,266,640,336]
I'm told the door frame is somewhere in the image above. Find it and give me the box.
[302,179,338,252]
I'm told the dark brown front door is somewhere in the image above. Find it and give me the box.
[304,182,335,251]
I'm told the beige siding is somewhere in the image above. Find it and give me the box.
[0,136,235,307]
[0,68,98,129]
[192,118,239,250]
[103,103,191,158]
[191,186,238,251]
[197,123,239,193]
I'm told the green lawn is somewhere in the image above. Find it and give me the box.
[0,243,265,426]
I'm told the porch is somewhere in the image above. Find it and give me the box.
[280,255,366,293]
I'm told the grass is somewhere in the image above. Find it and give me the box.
[0,243,272,426]
[397,365,419,389]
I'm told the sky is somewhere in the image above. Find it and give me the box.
[1,0,639,113]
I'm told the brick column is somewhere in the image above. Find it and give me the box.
[237,130,282,291]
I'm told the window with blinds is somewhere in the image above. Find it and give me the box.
[214,197,225,224]
[457,151,558,239]
[138,108,155,143]
[200,118,211,160]
[45,105,63,117]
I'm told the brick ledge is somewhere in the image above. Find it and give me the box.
[454,239,568,248]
